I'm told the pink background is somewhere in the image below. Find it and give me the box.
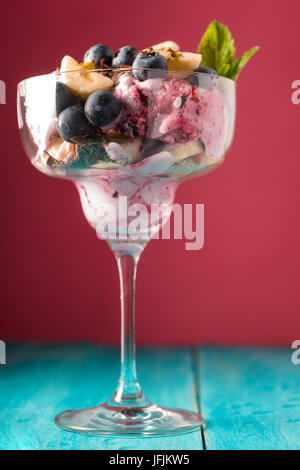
[0,0,299,345]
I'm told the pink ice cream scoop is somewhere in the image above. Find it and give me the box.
[113,73,227,158]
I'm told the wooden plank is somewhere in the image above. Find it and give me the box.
[198,347,300,450]
[0,345,202,450]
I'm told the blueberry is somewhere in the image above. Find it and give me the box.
[132,52,168,81]
[188,65,219,91]
[57,106,94,142]
[84,90,121,127]
[112,46,138,67]
[83,44,114,67]
[56,82,77,116]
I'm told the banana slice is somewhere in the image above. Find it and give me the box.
[145,49,202,78]
[115,138,142,163]
[143,41,180,62]
[170,140,204,162]
[91,161,120,169]
[168,52,202,78]
[151,40,180,51]
[59,56,113,99]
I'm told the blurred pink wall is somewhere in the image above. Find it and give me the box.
[0,0,299,345]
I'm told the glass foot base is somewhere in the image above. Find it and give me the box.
[54,402,204,436]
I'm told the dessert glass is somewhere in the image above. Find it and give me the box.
[17,68,235,436]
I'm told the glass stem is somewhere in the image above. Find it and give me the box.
[110,253,148,408]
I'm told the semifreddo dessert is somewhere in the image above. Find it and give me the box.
[23,21,258,180]
[19,21,258,238]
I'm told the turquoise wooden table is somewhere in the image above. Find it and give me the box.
[0,345,299,450]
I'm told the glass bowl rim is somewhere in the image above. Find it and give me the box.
[17,67,235,88]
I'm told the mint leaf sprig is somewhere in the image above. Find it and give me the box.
[198,21,259,80]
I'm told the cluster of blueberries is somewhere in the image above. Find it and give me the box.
[56,44,138,143]
[56,86,121,143]
[83,43,168,81]
[56,44,218,144]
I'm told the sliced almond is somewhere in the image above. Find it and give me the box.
[59,55,113,99]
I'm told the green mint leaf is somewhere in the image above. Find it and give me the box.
[198,21,235,74]
[198,21,259,80]
[229,46,259,80]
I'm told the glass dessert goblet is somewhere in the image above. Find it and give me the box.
[17,68,235,436]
